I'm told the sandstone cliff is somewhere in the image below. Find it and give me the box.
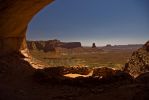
[27,39,82,52]
[0,0,54,56]
[124,41,149,77]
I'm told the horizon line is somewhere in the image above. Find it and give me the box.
[26,39,144,47]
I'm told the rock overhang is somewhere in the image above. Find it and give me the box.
[0,0,54,57]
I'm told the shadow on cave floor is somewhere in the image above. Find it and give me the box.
[0,54,149,100]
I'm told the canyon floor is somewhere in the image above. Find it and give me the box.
[1,45,149,100]
[29,46,138,69]
[0,54,149,100]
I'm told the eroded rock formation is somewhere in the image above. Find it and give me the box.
[124,41,149,77]
[0,0,54,56]
[92,43,96,48]
[106,44,112,47]
[27,40,82,52]
[1,1,149,100]
[92,67,118,78]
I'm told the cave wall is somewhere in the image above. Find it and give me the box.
[0,0,54,56]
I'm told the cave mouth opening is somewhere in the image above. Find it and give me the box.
[26,0,149,71]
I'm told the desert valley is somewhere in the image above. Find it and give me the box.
[27,39,142,69]
[0,0,149,100]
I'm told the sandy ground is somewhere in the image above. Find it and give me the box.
[64,70,93,78]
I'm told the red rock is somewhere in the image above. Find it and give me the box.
[124,41,149,77]
[27,39,82,52]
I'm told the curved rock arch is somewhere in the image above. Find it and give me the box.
[0,0,54,57]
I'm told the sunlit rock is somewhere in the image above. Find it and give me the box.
[124,41,149,77]
[0,0,54,56]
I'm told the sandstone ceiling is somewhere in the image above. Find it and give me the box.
[0,0,54,56]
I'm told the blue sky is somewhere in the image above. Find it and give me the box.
[27,0,149,46]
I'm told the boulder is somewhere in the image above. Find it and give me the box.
[63,66,92,75]
[92,67,133,83]
[92,67,117,79]
[124,41,149,77]
[144,41,149,51]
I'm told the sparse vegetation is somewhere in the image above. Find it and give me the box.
[30,47,133,70]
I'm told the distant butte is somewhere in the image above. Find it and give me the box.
[27,39,82,52]
[92,43,96,48]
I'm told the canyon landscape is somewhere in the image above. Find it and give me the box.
[0,0,149,100]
